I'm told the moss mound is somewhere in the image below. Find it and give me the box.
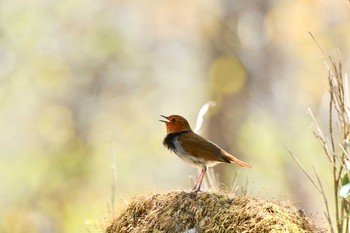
[106,191,322,233]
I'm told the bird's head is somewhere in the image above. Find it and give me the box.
[160,115,192,134]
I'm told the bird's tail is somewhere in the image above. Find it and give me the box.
[222,150,252,168]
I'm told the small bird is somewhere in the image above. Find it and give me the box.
[160,115,252,192]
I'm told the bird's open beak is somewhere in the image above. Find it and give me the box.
[159,115,169,123]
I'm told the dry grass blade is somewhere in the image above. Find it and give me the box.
[109,142,118,217]
[309,32,328,69]
[312,165,334,232]
[287,32,350,233]
[339,144,350,161]
[311,32,350,233]
[285,144,322,194]
[308,108,336,166]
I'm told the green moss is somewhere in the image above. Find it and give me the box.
[106,191,323,233]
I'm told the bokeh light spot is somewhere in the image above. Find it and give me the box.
[210,56,246,95]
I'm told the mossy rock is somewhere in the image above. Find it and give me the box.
[106,191,323,233]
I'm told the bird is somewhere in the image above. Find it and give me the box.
[160,114,252,192]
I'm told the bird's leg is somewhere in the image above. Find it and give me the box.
[192,166,207,192]
[192,171,203,191]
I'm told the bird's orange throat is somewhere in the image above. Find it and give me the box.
[160,115,192,134]
[160,114,252,192]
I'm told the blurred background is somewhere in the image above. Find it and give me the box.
[1,0,350,232]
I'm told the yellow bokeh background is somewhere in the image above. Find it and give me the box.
[0,0,349,232]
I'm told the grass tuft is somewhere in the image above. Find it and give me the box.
[105,191,323,233]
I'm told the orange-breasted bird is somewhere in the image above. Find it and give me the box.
[160,115,252,192]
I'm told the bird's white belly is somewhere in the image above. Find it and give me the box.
[172,138,220,168]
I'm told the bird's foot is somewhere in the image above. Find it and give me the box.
[191,187,202,193]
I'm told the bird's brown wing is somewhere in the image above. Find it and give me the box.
[178,132,228,163]
[179,132,252,168]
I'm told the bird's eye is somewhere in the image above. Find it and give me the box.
[172,118,176,123]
